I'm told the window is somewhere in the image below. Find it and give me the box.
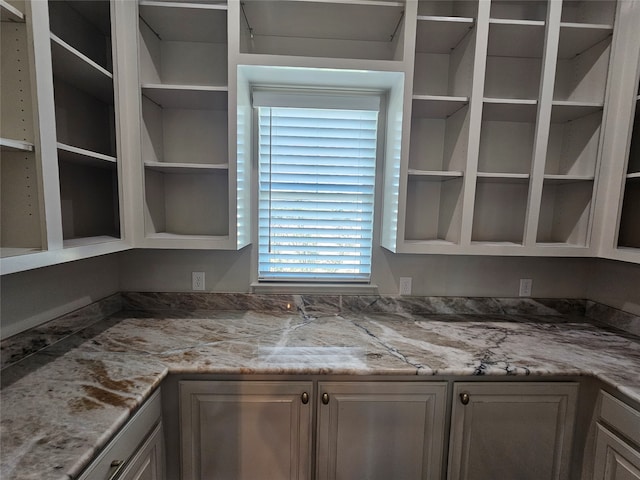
[257,97,379,282]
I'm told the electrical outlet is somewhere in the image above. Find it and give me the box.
[399,277,412,296]
[519,278,532,297]
[192,272,205,291]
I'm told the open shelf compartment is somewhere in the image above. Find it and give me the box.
[537,178,594,246]
[490,0,548,22]
[53,78,117,158]
[554,24,612,104]
[144,167,229,237]
[561,1,616,26]
[59,159,120,243]
[414,17,475,97]
[405,176,463,244]
[141,89,228,166]
[484,21,544,101]
[239,0,406,61]
[50,33,113,104]
[478,102,536,175]
[138,1,228,87]
[48,0,112,72]
[409,102,469,172]
[471,177,529,244]
[618,178,640,248]
[1,0,43,258]
[417,0,477,17]
[415,16,474,55]
[627,98,640,174]
[1,152,43,257]
[546,108,602,177]
[1,14,35,146]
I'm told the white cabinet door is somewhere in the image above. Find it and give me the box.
[179,380,313,480]
[448,382,578,480]
[119,422,165,480]
[593,424,640,480]
[315,381,448,480]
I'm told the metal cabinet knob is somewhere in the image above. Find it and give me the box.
[301,392,309,404]
[460,392,470,405]
[107,459,126,480]
[322,393,330,405]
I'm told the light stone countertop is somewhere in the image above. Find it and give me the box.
[1,294,639,480]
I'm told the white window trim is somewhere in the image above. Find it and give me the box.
[252,88,386,285]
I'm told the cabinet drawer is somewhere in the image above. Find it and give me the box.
[78,388,162,480]
[598,392,640,447]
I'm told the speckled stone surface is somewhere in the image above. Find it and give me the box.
[1,295,639,480]
[586,300,640,337]
[0,294,122,370]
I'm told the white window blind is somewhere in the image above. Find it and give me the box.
[258,106,379,282]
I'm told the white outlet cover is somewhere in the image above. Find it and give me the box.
[192,272,205,291]
[399,277,412,296]
[519,278,532,297]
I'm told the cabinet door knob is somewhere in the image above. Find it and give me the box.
[107,459,126,480]
[322,392,330,405]
[301,392,309,404]
[460,392,470,405]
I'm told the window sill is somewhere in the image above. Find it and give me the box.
[250,282,379,295]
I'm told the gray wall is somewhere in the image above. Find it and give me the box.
[587,258,640,316]
[2,249,638,339]
[118,245,591,299]
[1,254,120,339]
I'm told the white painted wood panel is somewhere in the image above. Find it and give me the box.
[593,425,640,480]
[448,382,578,480]
[179,381,312,480]
[316,381,447,480]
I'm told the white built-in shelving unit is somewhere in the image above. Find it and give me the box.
[0,0,43,258]
[48,0,121,246]
[588,0,640,263]
[137,1,234,247]
[2,0,639,274]
[617,78,640,249]
[1,0,134,275]
[406,0,475,245]
[537,0,614,247]
[472,0,546,247]
[382,0,624,255]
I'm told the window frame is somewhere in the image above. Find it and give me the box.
[251,88,388,286]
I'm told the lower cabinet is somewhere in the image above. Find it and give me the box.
[179,381,313,480]
[315,382,447,480]
[592,392,640,480]
[117,422,165,480]
[448,382,579,480]
[78,380,640,480]
[79,389,165,480]
[178,380,448,480]
[593,425,640,480]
